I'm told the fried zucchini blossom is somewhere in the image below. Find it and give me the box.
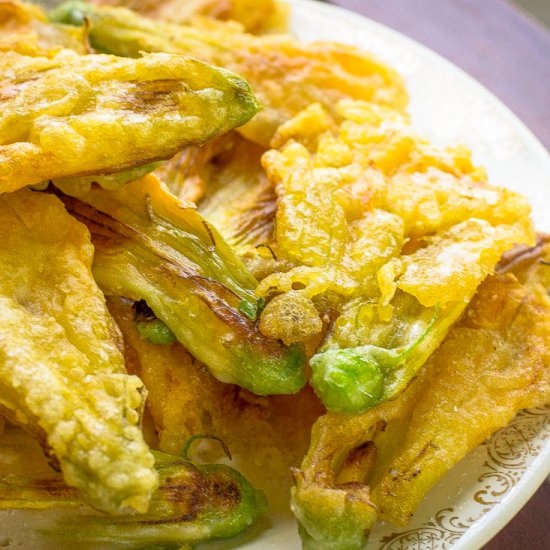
[0,428,266,547]
[259,100,534,415]
[0,46,259,191]
[61,175,307,395]
[51,0,407,146]
[293,242,550,549]
[0,189,157,514]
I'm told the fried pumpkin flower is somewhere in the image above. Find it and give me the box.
[51,1,407,146]
[0,189,157,514]
[62,175,306,395]
[0,0,87,56]
[293,249,550,549]
[258,100,534,414]
[107,295,323,514]
[0,47,259,192]
[0,428,266,546]
[91,0,289,34]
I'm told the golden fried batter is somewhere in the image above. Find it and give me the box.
[293,258,550,548]
[0,48,258,191]
[261,100,532,301]
[0,0,86,55]
[258,100,533,415]
[92,0,289,34]
[0,189,157,514]
[51,2,408,146]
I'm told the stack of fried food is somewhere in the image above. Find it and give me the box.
[0,1,548,548]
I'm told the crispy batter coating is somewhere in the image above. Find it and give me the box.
[0,48,258,191]
[259,100,533,414]
[261,100,532,300]
[0,0,86,55]
[0,427,267,546]
[293,256,550,549]
[63,175,306,395]
[0,189,157,514]
[373,274,550,525]
[107,296,324,511]
[92,0,289,34]
[52,1,408,146]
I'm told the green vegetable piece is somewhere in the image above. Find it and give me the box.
[62,176,306,395]
[0,450,267,546]
[297,510,373,550]
[136,319,177,345]
[238,297,265,321]
[134,299,178,345]
[54,162,161,197]
[54,1,87,26]
[311,347,393,415]
[311,304,439,414]
[49,1,221,58]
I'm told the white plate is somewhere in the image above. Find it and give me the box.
[237,1,550,549]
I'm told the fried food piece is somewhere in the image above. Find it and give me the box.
[107,296,324,512]
[63,175,306,395]
[51,1,407,146]
[92,0,289,34]
[154,135,233,204]
[0,0,87,55]
[0,427,266,546]
[293,386,420,550]
[106,296,233,455]
[154,132,282,284]
[293,255,550,549]
[0,47,259,191]
[195,134,277,252]
[258,100,533,414]
[0,189,157,514]
[372,278,550,524]
[261,101,531,296]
